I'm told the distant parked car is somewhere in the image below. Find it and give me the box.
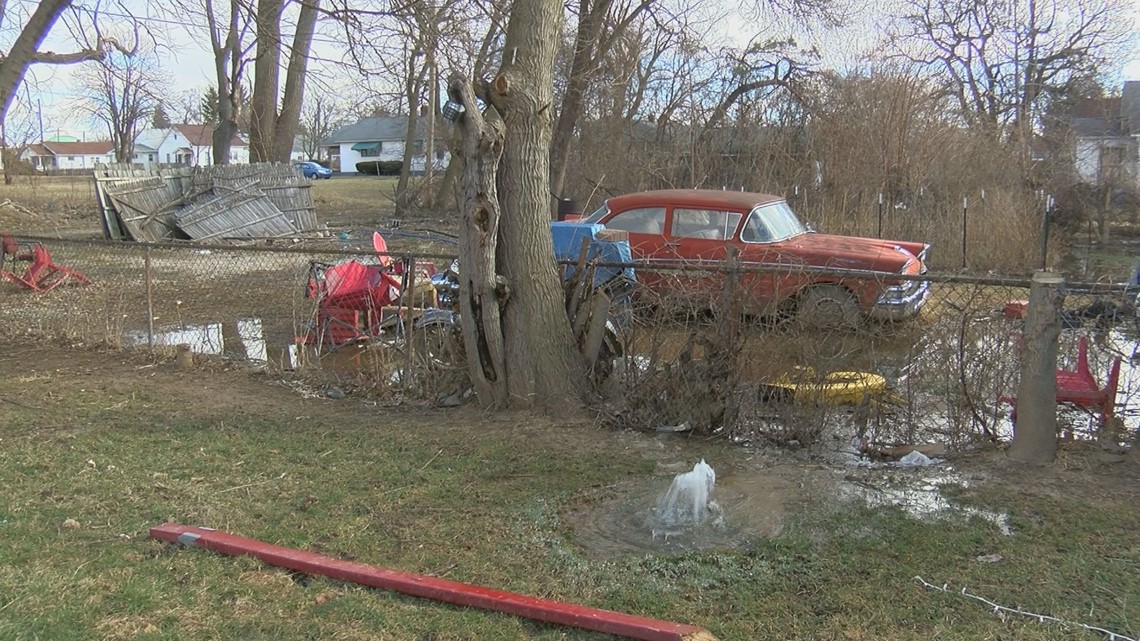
[577,189,931,326]
[294,161,332,179]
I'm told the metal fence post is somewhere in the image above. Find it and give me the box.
[1040,195,1054,269]
[877,192,884,238]
[1009,270,1063,464]
[961,196,968,270]
[144,243,154,350]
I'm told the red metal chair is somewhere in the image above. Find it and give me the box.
[999,336,1122,427]
[0,234,90,292]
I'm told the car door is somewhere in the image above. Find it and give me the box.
[665,207,744,310]
[737,205,809,316]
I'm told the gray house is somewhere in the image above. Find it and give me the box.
[1071,81,1140,187]
[323,116,448,175]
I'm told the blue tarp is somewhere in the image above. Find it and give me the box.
[550,222,636,287]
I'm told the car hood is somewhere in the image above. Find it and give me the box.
[774,232,921,272]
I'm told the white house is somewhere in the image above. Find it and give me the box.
[20,141,115,170]
[323,116,448,174]
[134,124,250,168]
[1071,81,1140,187]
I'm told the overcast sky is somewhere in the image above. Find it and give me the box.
[7,0,1140,141]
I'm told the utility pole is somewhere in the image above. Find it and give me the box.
[37,97,45,142]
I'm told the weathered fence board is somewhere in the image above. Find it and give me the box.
[91,162,317,242]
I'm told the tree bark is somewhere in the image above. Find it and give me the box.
[248,0,283,161]
[449,77,508,407]
[207,0,244,165]
[269,0,318,161]
[494,0,587,409]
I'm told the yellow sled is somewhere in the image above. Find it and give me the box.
[759,367,902,406]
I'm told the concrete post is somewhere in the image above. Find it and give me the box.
[1009,270,1064,463]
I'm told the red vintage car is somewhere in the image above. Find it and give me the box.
[578,189,930,325]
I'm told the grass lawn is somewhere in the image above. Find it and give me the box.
[0,343,1137,640]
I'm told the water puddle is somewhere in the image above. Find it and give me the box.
[124,318,270,364]
[839,468,1012,535]
[565,460,796,558]
[124,322,225,355]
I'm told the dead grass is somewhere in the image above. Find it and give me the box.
[0,342,1136,641]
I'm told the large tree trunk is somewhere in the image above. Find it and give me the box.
[269,0,318,161]
[449,79,508,406]
[248,0,283,161]
[494,0,587,408]
[208,0,242,165]
[450,0,588,411]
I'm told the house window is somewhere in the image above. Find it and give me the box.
[67,156,75,162]
[148,154,154,162]
[351,141,382,157]
[413,139,424,153]
[435,149,445,161]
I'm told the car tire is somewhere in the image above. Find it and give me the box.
[797,285,862,330]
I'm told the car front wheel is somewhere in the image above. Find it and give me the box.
[797,285,862,330]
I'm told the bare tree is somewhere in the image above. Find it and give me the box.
[549,0,660,201]
[299,94,344,160]
[888,0,1131,141]
[75,43,163,163]
[203,0,254,164]
[449,0,588,409]
[0,1,137,123]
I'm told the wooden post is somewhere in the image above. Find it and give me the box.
[1009,270,1063,464]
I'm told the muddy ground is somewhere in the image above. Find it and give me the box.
[5,341,1137,534]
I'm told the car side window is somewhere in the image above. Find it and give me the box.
[740,210,773,243]
[605,207,666,234]
[671,209,742,240]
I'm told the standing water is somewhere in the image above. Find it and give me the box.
[651,460,722,540]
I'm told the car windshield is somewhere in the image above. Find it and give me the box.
[740,201,807,243]
[582,203,608,224]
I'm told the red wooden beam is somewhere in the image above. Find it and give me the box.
[150,523,717,641]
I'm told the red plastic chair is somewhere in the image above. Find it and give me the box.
[0,235,90,292]
[999,336,1122,427]
[304,260,402,349]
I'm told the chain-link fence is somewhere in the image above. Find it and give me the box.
[2,234,1136,449]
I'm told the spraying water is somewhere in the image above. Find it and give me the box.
[652,460,720,535]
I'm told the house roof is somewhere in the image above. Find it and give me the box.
[173,124,246,147]
[1070,83,1140,138]
[23,143,52,156]
[42,140,114,156]
[324,116,430,144]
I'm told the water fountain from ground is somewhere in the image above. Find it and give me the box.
[652,460,720,538]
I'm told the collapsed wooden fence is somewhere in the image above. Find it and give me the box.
[92,163,318,243]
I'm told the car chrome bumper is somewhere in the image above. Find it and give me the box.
[870,281,931,321]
